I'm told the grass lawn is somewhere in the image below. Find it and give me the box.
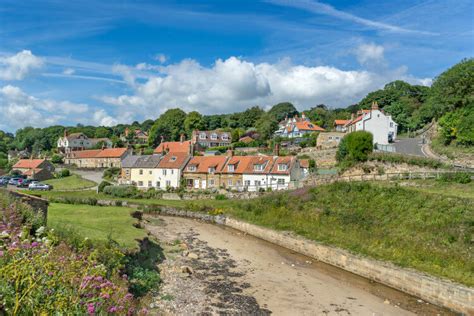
[48,203,147,250]
[431,137,474,161]
[44,174,96,191]
[380,179,474,200]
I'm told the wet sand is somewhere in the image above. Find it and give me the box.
[146,215,454,315]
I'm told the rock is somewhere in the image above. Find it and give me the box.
[384,299,390,305]
[417,299,423,303]
[182,251,189,257]
[181,265,194,274]
[187,252,199,259]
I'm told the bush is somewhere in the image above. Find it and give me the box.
[438,172,472,184]
[51,154,64,164]
[337,131,373,163]
[368,152,446,169]
[215,194,228,200]
[58,168,70,178]
[103,167,121,180]
[98,180,112,193]
[103,185,138,198]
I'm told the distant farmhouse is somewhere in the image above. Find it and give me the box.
[191,130,232,149]
[12,159,55,181]
[343,102,398,145]
[120,127,149,144]
[64,148,130,168]
[274,113,325,138]
[57,131,112,153]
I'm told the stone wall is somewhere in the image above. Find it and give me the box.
[151,208,473,314]
[6,190,49,223]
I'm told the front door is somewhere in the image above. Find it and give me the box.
[194,179,200,189]
[202,180,207,189]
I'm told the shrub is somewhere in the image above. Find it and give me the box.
[51,154,64,164]
[131,210,143,220]
[59,168,71,178]
[368,152,446,169]
[98,180,112,192]
[215,194,228,200]
[337,131,373,163]
[103,185,138,198]
[103,167,121,180]
[438,172,472,184]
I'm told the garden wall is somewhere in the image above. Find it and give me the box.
[152,208,473,315]
[6,190,49,223]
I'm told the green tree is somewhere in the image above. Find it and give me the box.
[184,111,205,136]
[148,108,187,147]
[255,114,278,141]
[337,131,373,162]
[267,102,298,122]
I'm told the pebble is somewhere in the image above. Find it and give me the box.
[187,252,199,259]
[384,299,390,305]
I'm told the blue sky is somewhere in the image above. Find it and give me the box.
[0,0,473,132]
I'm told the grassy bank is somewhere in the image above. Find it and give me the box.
[45,174,96,191]
[228,182,473,286]
[48,203,147,250]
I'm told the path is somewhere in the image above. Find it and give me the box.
[146,216,452,315]
[393,137,426,157]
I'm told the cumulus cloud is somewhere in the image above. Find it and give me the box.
[0,84,114,131]
[63,68,75,75]
[154,53,167,64]
[354,43,385,66]
[0,50,44,80]
[101,55,429,121]
[93,109,118,126]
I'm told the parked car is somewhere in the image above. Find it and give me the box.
[28,182,52,191]
[8,178,23,186]
[0,177,10,186]
[17,179,34,188]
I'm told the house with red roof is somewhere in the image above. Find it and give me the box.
[182,155,229,189]
[12,159,55,180]
[64,148,130,168]
[334,119,350,132]
[154,135,192,155]
[274,113,325,138]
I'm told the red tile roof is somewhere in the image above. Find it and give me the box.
[243,156,275,174]
[221,156,254,174]
[185,156,228,173]
[334,119,350,126]
[23,168,43,176]
[95,148,128,158]
[299,159,309,168]
[69,149,102,159]
[158,152,190,169]
[154,141,191,154]
[294,121,325,132]
[269,156,295,175]
[13,159,46,169]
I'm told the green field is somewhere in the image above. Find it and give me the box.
[44,174,96,191]
[48,203,147,250]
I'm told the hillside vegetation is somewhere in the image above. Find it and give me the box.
[230,182,474,286]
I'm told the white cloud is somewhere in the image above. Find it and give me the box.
[0,85,99,131]
[154,54,167,64]
[63,68,75,75]
[0,50,44,80]
[354,43,385,66]
[93,109,118,126]
[101,55,429,120]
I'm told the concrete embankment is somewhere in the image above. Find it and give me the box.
[152,207,473,315]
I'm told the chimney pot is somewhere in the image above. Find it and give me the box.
[274,143,280,156]
[180,133,185,143]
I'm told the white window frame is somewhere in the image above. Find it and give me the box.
[166,180,171,187]
[254,164,264,171]
[227,179,233,186]
[163,169,167,176]
[199,133,206,140]
[210,133,218,140]
[277,178,285,185]
[228,164,235,172]
[188,165,196,172]
[278,164,287,171]
[148,181,152,187]
[138,181,143,186]
[208,167,216,173]
[139,169,143,175]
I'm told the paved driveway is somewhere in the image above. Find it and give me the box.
[393,137,426,157]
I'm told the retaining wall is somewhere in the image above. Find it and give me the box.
[152,208,473,315]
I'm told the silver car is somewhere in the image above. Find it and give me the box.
[28,182,51,191]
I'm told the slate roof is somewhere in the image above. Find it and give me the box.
[121,155,141,168]
[132,155,162,168]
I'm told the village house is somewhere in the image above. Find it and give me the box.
[12,159,55,181]
[182,156,229,190]
[241,156,275,191]
[64,148,129,168]
[265,156,302,191]
[7,149,30,162]
[191,130,232,149]
[316,132,345,149]
[57,131,112,153]
[154,135,192,155]
[274,113,325,138]
[119,155,141,185]
[334,120,350,132]
[344,102,398,145]
[154,152,191,190]
[129,155,162,189]
[120,127,149,144]
[220,155,254,190]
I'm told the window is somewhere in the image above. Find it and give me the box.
[166,180,171,187]
[188,165,196,171]
[228,164,235,172]
[236,180,242,186]
[390,122,393,127]
[244,180,251,186]
[254,164,264,171]
[138,181,143,186]
[149,170,152,175]
[227,179,233,186]
[254,180,261,187]
[171,169,174,175]
[125,169,130,175]
[277,178,285,185]
[148,181,152,187]
[308,124,314,128]
[222,133,229,140]
[156,181,160,188]
[328,136,333,140]
[277,164,287,171]
[163,169,167,176]
[335,137,340,140]
[210,133,217,140]
[208,167,215,173]
[139,169,143,175]
[209,179,215,186]
[199,133,206,140]
[170,156,177,161]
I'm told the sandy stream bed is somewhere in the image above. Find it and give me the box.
[145,215,453,316]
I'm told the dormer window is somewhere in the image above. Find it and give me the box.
[254,164,264,171]
[308,124,314,128]
[278,164,288,171]
[210,133,218,140]
[228,164,235,172]
[188,165,196,171]
[170,156,177,162]
[208,167,216,173]
[222,133,229,140]
[199,133,206,140]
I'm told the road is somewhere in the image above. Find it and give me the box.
[146,216,452,315]
[393,137,426,157]
[69,169,103,184]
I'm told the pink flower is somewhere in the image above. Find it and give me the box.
[108,306,118,313]
[87,303,95,315]
[100,292,110,299]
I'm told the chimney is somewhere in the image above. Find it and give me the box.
[226,149,234,157]
[372,101,379,110]
[274,143,280,156]
[351,113,355,121]
[301,112,306,119]
[125,127,130,137]
[160,135,164,143]
[180,133,185,143]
